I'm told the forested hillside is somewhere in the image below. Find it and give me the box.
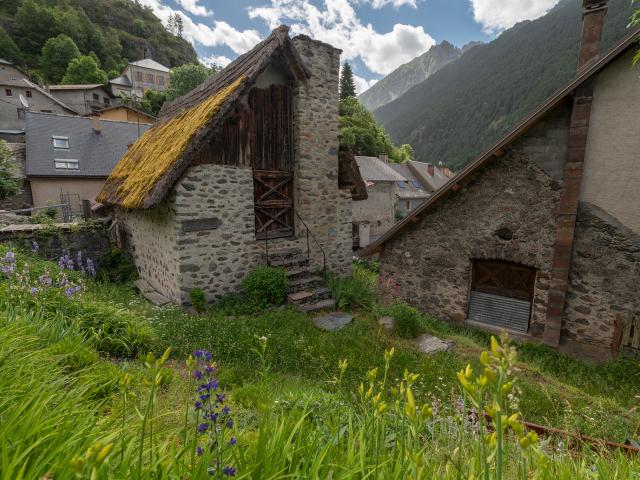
[0,0,197,79]
[375,0,636,169]
[358,41,462,112]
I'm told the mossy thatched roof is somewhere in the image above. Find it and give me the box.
[97,25,310,210]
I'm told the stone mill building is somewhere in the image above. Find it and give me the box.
[362,1,640,361]
[98,26,365,306]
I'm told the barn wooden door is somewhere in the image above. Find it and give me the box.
[253,170,294,239]
[468,260,536,333]
[248,84,295,240]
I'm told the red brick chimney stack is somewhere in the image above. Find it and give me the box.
[577,0,608,69]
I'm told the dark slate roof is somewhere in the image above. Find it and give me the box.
[25,112,150,178]
[109,75,132,87]
[355,156,405,182]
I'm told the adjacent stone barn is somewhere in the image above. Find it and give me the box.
[362,1,640,361]
[97,26,363,305]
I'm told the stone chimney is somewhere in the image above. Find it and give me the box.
[577,0,608,69]
[427,164,434,176]
[378,153,389,163]
[91,115,101,134]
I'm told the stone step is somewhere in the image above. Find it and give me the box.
[268,256,309,269]
[288,275,324,292]
[143,290,171,306]
[265,247,303,261]
[299,298,336,313]
[285,266,311,279]
[133,278,154,294]
[287,286,331,305]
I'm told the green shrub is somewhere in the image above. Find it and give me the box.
[242,266,288,307]
[390,301,422,338]
[97,247,138,283]
[189,288,206,312]
[325,264,376,310]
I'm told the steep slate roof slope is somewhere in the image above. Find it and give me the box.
[388,163,431,199]
[97,26,311,210]
[0,79,79,115]
[355,156,406,182]
[25,112,150,177]
[361,27,640,257]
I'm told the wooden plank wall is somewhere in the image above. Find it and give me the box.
[199,85,293,172]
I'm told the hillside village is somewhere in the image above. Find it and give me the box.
[0,0,640,478]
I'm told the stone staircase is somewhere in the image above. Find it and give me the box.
[266,247,336,313]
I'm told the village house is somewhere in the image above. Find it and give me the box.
[388,161,450,218]
[362,0,640,361]
[0,74,78,141]
[95,105,155,124]
[352,155,405,248]
[0,58,29,82]
[25,112,150,215]
[47,84,116,115]
[109,59,170,100]
[97,26,364,308]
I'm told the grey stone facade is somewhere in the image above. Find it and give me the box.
[0,143,33,210]
[119,36,353,304]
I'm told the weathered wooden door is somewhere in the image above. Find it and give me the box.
[249,84,295,240]
[253,170,293,239]
[468,260,536,333]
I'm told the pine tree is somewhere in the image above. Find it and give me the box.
[339,62,356,100]
[174,14,184,38]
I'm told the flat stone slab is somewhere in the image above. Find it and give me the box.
[133,279,154,294]
[379,316,393,330]
[416,334,454,355]
[313,312,354,331]
[143,290,171,306]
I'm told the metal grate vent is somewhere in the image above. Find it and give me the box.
[468,291,531,333]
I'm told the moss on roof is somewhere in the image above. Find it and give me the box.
[97,76,245,209]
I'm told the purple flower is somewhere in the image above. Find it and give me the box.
[209,412,219,422]
[197,423,208,433]
[86,258,96,277]
[193,370,203,380]
[228,437,237,446]
[196,446,204,456]
[216,393,226,404]
[223,466,236,477]
[226,419,234,429]
[38,273,52,286]
[222,406,230,415]
[200,393,210,402]
[31,241,39,253]
[194,401,202,410]
[29,287,38,295]
[5,251,15,263]
[65,287,75,299]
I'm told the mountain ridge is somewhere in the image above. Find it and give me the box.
[358,41,462,112]
[374,0,635,169]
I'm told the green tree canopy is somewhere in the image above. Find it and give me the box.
[339,62,356,100]
[339,97,411,162]
[166,63,218,101]
[39,34,81,83]
[62,55,108,84]
[0,27,22,64]
[140,90,167,116]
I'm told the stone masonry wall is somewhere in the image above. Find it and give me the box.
[118,201,181,303]
[561,203,640,359]
[0,143,33,210]
[377,106,570,339]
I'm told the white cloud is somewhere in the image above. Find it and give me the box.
[175,0,213,17]
[369,0,417,9]
[470,0,561,33]
[202,54,233,68]
[352,73,378,94]
[249,0,434,75]
[139,0,261,54]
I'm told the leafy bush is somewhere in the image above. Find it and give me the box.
[97,247,138,284]
[189,288,206,313]
[325,264,376,310]
[242,266,288,307]
[390,301,422,338]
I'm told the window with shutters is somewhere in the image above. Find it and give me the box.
[467,259,536,333]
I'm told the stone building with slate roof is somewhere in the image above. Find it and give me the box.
[97,26,365,306]
[25,111,150,214]
[362,1,640,361]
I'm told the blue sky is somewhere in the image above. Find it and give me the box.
[140,0,561,93]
